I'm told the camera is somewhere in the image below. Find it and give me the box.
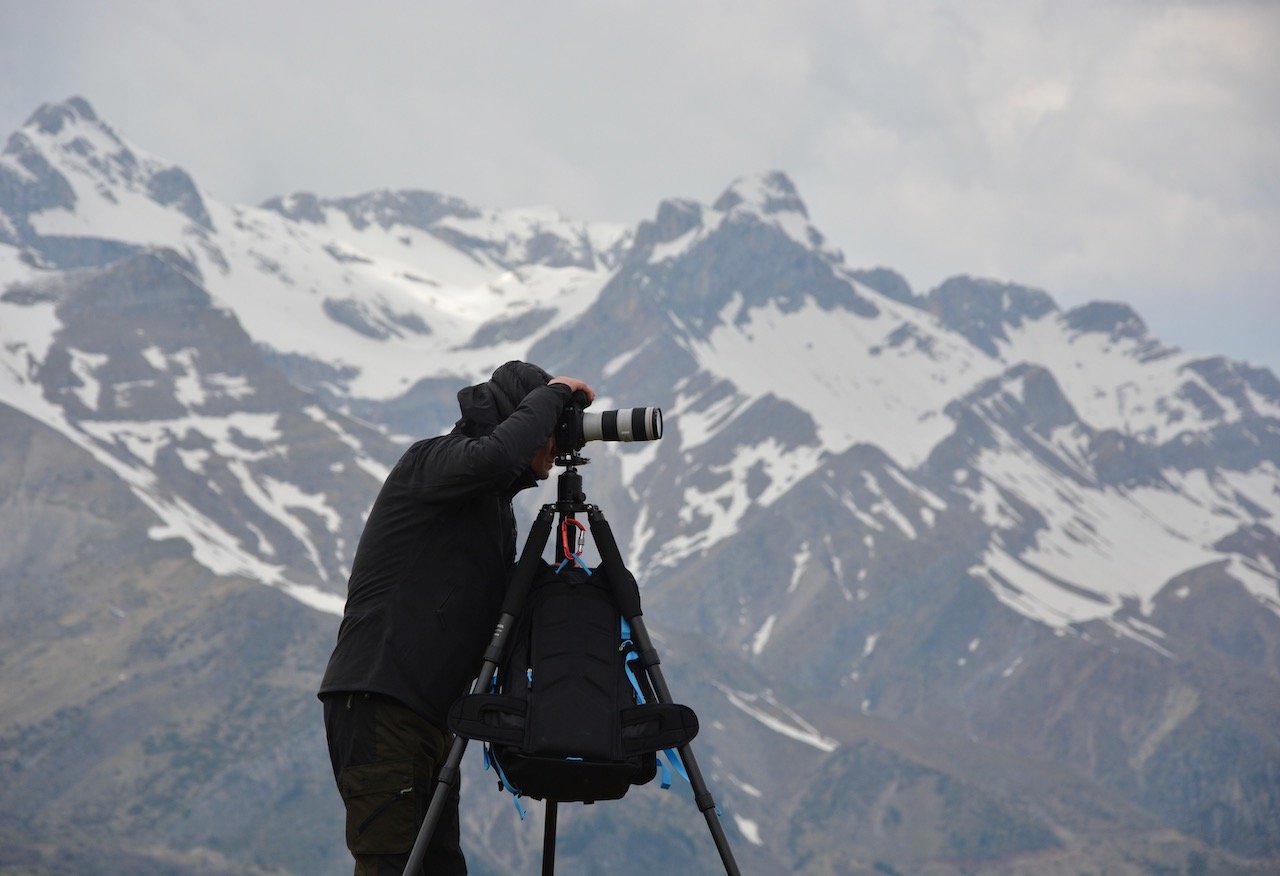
[555,392,662,456]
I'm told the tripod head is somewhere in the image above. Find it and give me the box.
[553,457,590,514]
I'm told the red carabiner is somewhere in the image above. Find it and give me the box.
[559,517,590,573]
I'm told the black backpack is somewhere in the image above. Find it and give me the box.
[448,562,699,804]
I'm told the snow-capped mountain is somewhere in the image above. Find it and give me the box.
[2,97,1278,875]
[1,97,628,402]
[0,97,627,610]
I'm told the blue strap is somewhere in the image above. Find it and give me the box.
[624,652,646,705]
[482,744,527,821]
[620,619,646,705]
[621,618,691,792]
[662,748,690,786]
[555,554,592,575]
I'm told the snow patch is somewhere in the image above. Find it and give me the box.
[67,348,109,410]
[718,685,838,753]
[960,434,1280,627]
[733,815,764,847]
[788,541,811,593]
[751,615,776,655]
[689,295,1002,467]
[662,439,823,563]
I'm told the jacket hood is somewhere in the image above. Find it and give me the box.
[455,360,554,437]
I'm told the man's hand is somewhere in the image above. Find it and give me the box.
[549,376,596,405]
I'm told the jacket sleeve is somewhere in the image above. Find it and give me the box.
[397,383,571,500]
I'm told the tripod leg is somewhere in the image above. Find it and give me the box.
[542,800,558,876]
[586,508,743,876]
[402,507,555,876]
[404,733,469,875]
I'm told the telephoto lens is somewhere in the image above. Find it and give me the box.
[581,407,663,443]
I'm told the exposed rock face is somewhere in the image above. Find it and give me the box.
[1,98,1278,874]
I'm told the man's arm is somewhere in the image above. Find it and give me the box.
[401,378,593,498]
[548,376,594,404]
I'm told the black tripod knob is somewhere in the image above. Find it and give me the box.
[556,465,586,507]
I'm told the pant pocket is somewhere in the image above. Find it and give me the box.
[339,759,417,855]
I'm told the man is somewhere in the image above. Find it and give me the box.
[318,361,594,875]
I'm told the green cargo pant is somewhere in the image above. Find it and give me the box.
[323,692,466,875]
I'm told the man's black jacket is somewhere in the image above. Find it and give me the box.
[319,381,572,728]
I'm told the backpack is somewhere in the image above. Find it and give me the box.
[448,562,699,804]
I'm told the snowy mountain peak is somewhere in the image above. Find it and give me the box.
[635,171,818,259]
[1063,300,1148,341]
[926,275,1058,357]
[0,96,214,262]
[260,188,480,233]
[12,96,162,198]
[713,170,809,219]
[4,96,1280,873]
[260,186,627,273]
[24,95,103,137]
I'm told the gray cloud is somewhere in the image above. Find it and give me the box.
[2,0,1277,370]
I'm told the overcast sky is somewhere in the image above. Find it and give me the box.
[2,1,1277,372]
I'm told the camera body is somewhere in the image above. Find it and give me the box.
[555,392,662,460]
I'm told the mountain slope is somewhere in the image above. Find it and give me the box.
[0,246,395,612]
[2,96,1278,874]
[0,400,344,874]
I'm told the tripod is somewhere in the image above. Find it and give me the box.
[404,451,741,875]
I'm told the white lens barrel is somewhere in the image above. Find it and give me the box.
[581,407,663,443]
